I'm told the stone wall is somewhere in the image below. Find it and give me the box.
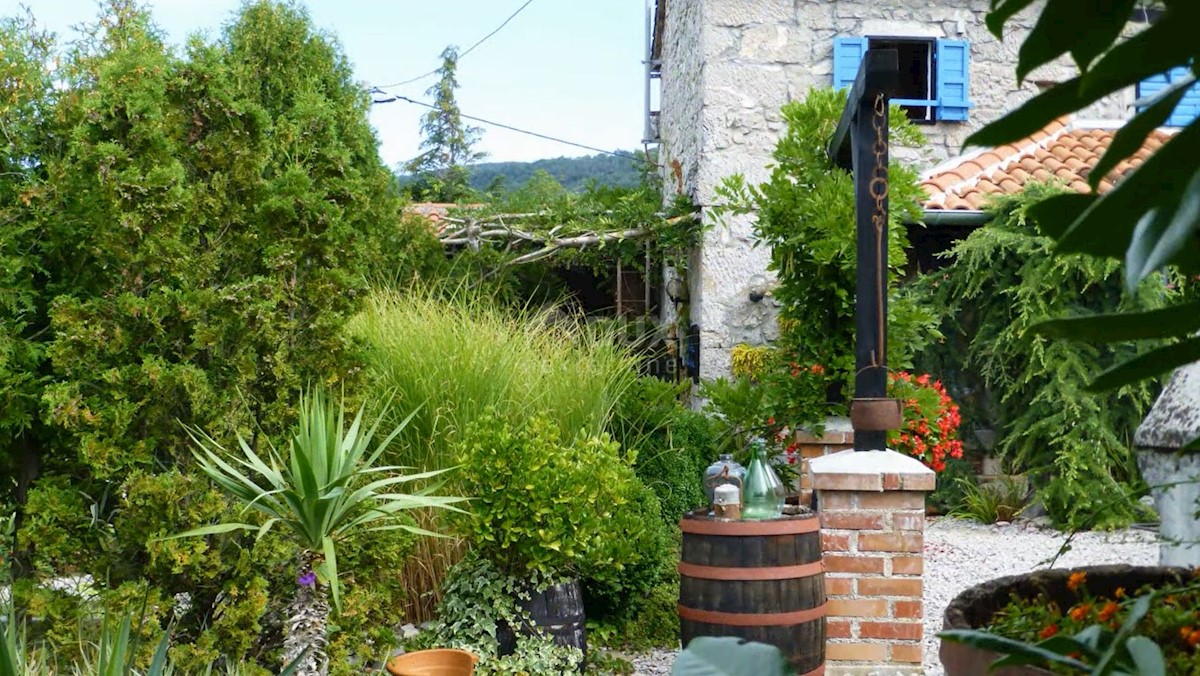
[656,0,1140,380]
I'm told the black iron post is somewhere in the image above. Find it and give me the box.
[828,49,900,452]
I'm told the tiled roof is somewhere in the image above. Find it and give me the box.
[921,120,1176,210]
[404,202,484,233]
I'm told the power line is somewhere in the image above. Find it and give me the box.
[370,89,644,161]
[372,0,537,90]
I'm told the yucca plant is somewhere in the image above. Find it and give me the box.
[169,387,465,676]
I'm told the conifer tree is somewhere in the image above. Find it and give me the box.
[404,46,486,202]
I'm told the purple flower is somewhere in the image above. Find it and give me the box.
[298,570,317,588]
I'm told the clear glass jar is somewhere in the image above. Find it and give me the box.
[742,440,785,520]
[703,453,746,508]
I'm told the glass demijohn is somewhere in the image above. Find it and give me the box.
[742,439,785,520]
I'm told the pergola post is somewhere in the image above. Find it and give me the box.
[814,50,935,675]
[828,49,901,452]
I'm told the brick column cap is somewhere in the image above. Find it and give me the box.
[810,449,935,492]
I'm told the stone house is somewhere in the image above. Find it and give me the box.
[643,0,1193,380]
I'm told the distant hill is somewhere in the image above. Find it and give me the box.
[466,152,644,193]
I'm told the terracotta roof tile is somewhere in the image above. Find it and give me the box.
[922,123,1176,210]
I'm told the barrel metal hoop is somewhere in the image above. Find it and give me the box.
[676,601,827,626]
[679,516,819,536]
[678,559,825,581]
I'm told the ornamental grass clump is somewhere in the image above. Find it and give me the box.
[169,387,464,676]
[348,287,640,620]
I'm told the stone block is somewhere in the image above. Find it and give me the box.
[704,0,793,27]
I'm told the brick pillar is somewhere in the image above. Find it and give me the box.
[809,449,935,676]
[794,417,854,504]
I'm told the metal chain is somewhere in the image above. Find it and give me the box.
[868,93,888,368]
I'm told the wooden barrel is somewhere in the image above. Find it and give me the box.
[497,578,587,670]
[679,511,825,675]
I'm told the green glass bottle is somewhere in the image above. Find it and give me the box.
[742,439,785,520]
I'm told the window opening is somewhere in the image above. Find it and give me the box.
[869,37,935,123]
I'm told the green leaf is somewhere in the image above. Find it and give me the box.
[938,630,1092,671]
[1028,193,1095,240]
[1016,0,1135,82]
[1088,336,1200,391]
[322,535,341,613]
[1125,167,1200,290]
[985,0,1041,38]
[993,635,1098,667]
[1094,594,1155,674]
[279,648,310,676]
[1077,14,1197,100]
[147,627,173,675]
[1124,636,1166,676]
[156,522,257,541]
[1089,78,1193,190]
[670,637,790,676]
[965,77,1090,148]
[0,620,19,676]
[1034,301,1200,342]
[1057,122,1200,260]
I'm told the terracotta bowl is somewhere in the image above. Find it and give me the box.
[385,648,479,676]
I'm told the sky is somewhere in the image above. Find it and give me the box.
[4,0,649,166]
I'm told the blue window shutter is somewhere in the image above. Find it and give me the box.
[833,37,868,90]
[1140,67,1200,127]
[936,39,971,121]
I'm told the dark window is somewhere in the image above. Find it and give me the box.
[869,38,935,123]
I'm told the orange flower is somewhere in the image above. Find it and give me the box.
[1097,600,1119,622]
[1067,571,1087,592]
[1068,603,1092,622]
[1114,587,1126,599]
[1181,626,1194,641]
[1039,624,1059,639]
[1189,630,1200,648]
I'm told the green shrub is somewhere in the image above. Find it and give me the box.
[609,376,714,524]
[912,185,1172,529]
[455,410,662,583]
[5,1,441,667]
[588,577,681,651]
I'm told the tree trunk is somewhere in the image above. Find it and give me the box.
[281,556,330,676]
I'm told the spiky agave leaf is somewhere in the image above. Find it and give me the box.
[166,385,467,674]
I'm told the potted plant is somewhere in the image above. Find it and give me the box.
[167,387,465,676]
[448,410,654,670]
[939,565,1195,675]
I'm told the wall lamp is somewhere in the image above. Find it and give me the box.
[747,274,770,303]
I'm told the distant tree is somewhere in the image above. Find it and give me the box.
[404,46,486,202]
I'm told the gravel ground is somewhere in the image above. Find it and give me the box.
[625,517,1159,675]
[922,516,1157,675]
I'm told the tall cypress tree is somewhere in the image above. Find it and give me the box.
[404,46,486,202]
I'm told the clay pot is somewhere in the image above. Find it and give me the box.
[385,649,479,676]
[940,565,1191,675]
